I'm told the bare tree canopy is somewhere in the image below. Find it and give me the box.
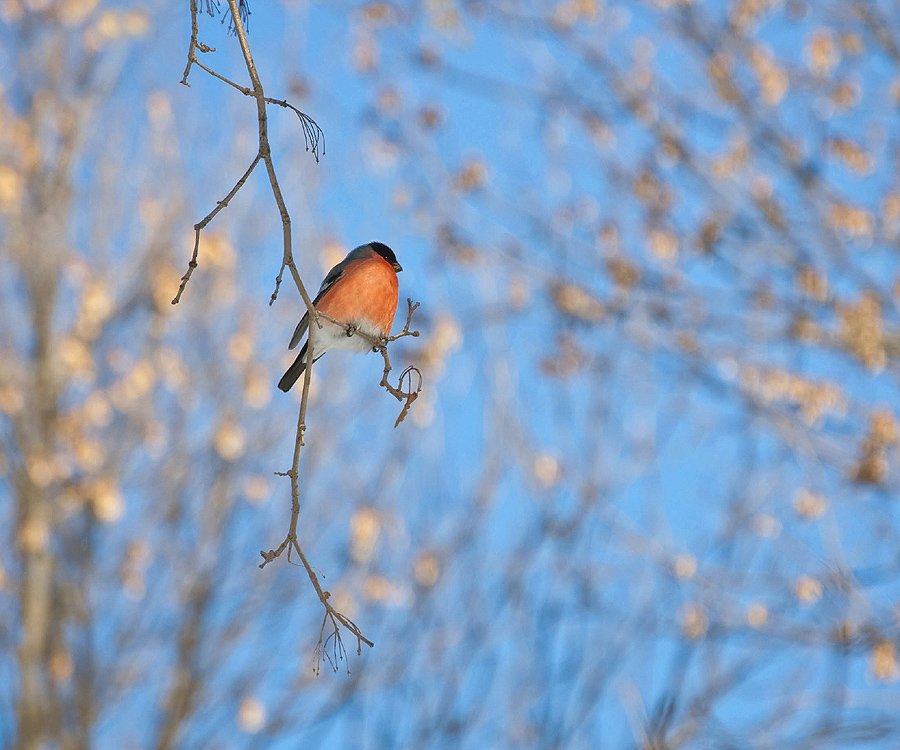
[1,1,899,749]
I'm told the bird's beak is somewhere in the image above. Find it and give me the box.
[392,262,403,272]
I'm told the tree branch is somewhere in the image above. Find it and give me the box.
[212,0,372,664]
[181,0,420,666]
[180,0,200,86]
[317,299,423,424]
[172,153,261,305]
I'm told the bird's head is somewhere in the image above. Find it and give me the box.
[370,241,402,273]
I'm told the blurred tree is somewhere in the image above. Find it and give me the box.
[3,0,900,749]
[0,2,326,748]
[304,0,900,747]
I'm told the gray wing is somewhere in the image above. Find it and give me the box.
[287,245,372,350]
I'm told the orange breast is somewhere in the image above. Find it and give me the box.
[316,255,399,335]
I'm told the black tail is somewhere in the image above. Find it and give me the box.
[278,343,308,392]
[278,343,327,392]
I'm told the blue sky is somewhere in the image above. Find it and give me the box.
[173,1,900,743]
[3,0,900,747]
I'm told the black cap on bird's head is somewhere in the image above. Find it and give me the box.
[370,241,402,273]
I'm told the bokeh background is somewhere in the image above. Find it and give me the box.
[3,0,900,747]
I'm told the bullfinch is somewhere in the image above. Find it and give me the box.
[277,242,402,392]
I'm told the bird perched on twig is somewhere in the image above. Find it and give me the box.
[277,242,402,392]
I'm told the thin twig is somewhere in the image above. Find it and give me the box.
[184,0,418,666]
[212,0,369,660]
[176,0,324,302]
[180,0,216,87]
[188,60,324,161]
[192,58,249,93]
[264,97,325,162]
[172,153,261,304]
[292,538,373,651]
[316,299,423,423]
[180,0,200,86]
[260,299,422,579]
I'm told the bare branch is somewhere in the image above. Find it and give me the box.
[172,153,261,304]
[313,299,423,424]
[182,0,421,663]
[187,61,325,161]
[190,0,373,658]
[180,0,200,86]
[176,0,323,303]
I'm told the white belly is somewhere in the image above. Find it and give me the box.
[310,318,383,358]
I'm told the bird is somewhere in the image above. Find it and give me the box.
[277,242,402,392]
